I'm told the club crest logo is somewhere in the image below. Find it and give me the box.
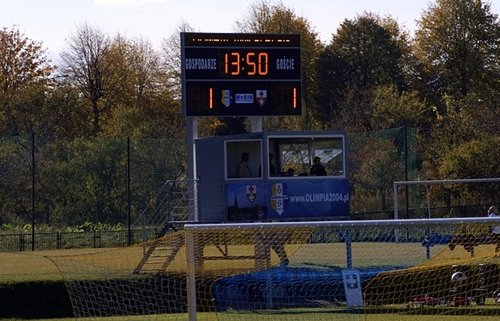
[270,183,289,215]
[246,185,257,203]
[256,90,267,106]
[221,90,233,107]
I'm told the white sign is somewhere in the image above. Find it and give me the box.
[342,269,363,307]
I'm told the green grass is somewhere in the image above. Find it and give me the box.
[2,310,499,321]
[0,248,108,283]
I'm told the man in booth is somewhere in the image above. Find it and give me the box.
[310,156,327,176]
[237,152,252,178]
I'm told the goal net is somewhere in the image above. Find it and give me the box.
[50,218,500,321]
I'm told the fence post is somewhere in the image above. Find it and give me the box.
[19,233,25,252]
[127,137,132,246]
[31,131,36,251]
[56,231,61,249]
[345,230,352,269]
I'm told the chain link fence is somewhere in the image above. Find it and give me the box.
[0,128,497,252]
[0,136,187,227]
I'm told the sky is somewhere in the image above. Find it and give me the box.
[1,0,498,61]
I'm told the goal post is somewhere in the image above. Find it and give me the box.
[393,177,500,219]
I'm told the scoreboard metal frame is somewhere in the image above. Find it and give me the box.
[181,32,301,117]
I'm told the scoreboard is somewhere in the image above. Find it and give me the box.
[181,32,301,117]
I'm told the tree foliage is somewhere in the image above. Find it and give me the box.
[370,85,430,130]
[102,36,184,138]
[351,137,405,211]
[0,27,53,98]
[436,135,500,204]
[0,27,54,135]
[414,0,500,101]
[314,13,411,130]
[60,24,115,134]
[0,0,499,227]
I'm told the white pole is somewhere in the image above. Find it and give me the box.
[186,230,197,321]
[393,182,399,220]
[187,116,198,221]
[185,217,500,230]
[249,116,262,132]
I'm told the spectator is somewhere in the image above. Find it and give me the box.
[488,206,499,254]
[238,152,252,178]
[309,156,326,176]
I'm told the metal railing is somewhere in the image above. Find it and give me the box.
[132,179,198,241]
[0,228,162,252]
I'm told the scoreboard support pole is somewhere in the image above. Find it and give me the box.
[187,116,198,222]
[249,116,262,132]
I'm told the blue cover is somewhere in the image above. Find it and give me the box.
[212,265,404,310]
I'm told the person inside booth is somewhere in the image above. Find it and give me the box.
[237,152,252,178]
[309,156,327,176]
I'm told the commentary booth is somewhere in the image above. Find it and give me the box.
[195,131,350,222]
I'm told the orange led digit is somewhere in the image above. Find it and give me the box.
[209,87,213,109]
[246,52,256,76]
[224,53,228,75]
[230,52,240,76]
[293,87,297,108]
[258,52,268,75]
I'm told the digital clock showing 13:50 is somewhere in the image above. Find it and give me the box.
[182,33,301,117]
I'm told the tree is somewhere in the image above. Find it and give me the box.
[101,36,183,139]
[60,24,115,135]
[314,13,411,130]
[331,14,408,92]
[161,21,194,101]
[126,38,162,107]
[34,84,93,143]
[436,135,500,205]
[313,47,350,125]
[414,0,500,102]
[0,27,54,135]
[37,137,128,224]
[370,85,431,130]
[412,1,499,182]
[352,138,404,211]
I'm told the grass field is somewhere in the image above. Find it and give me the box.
[0,248,109,283]
[1,241,499,321]
[2,310,500,321]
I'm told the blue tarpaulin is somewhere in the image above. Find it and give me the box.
[212,265,405,311]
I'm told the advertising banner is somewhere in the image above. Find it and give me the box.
[226,178,349,221]
[267,179,350,219]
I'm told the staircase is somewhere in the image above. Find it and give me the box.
[132,179,197,274]
[134,231,185,274]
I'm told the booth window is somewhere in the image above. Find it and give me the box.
[269,136,345,177]
[225,140,262,179]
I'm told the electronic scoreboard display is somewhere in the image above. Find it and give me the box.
[181,32,301,117]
